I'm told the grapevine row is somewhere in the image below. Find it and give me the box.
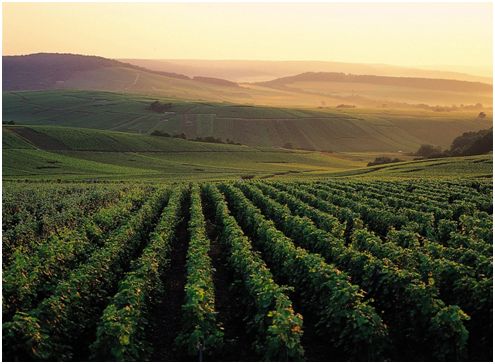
[3,186,150,319]
[220,183,389,361]
[3,187,169,361]
[237,182,469,361]
[175,185,223,359]
[274,182,491,276]
[90,186,185,360]
[203,184,304,360]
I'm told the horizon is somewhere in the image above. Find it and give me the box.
[3,52,492,82]
[3,2,492,77]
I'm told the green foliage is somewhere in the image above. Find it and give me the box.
[4,89,490,154]
[90,187,185,360]
[236,182,472,360]
[450,128,492,156]
[415,144,444,158]
[3,125,371,181]
[149,101,172,113]
[367,156,402,166]
[220,183,389,360]
[3,186,149,319]
[413,128,492,159]
[3,188,169,360]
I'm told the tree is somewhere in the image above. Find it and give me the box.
[450,128,492,156]
[149,101,172,113]
[415,144,444,158]
[283,143,294,149]
[150,130,171,137]
[367,157,402,167]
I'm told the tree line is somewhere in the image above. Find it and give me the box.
[151,130,241,145]
[415,128,492,158]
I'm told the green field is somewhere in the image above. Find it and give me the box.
[3,93,492,363]
[3,125,492,181]
[3,125,371,181]
[3,179,492,361]
[3,90,490,152]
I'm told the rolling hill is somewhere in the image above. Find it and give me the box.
[3,53,257,104]
[259,72,492,93]
[3,125,491,181]
[3,53,192,91]
[257,72,493,106]
[3,53,492,108]
[3,90,491,153]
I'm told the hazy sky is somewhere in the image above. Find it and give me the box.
[3,2,492,76]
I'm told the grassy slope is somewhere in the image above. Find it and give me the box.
[3,126,365,181]
[4,126,490,181]
[3,90,490,152]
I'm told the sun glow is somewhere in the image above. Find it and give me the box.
[3,2,492,77]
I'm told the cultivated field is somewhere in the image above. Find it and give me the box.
[2,60,493,363]
[3,179,492,361]
[3,90,490,152]
[3,124,492,181]
[3,125,368,181]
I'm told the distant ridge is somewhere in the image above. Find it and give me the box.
[258,72,492,93]
[121,59,492,84]
[193,76,239,87]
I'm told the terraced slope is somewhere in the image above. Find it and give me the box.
[4,90,490,152]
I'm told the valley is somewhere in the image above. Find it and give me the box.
[2,2,493,361]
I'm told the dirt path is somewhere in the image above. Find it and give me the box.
[125,72,140,90]
[151,194,190,361]
[202,192,256,361]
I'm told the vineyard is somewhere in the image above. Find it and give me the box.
[2,179,493,361]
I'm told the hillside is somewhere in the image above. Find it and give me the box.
[3,125,366,180]
[3,53,492,108]
[3,53,193,91]
[4,90,491,153]
[2,53,247,100]
[4,125,491,181]
[260,72,492,93]
[4,90,491,152]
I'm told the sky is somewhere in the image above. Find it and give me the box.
[3,2,493,76]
